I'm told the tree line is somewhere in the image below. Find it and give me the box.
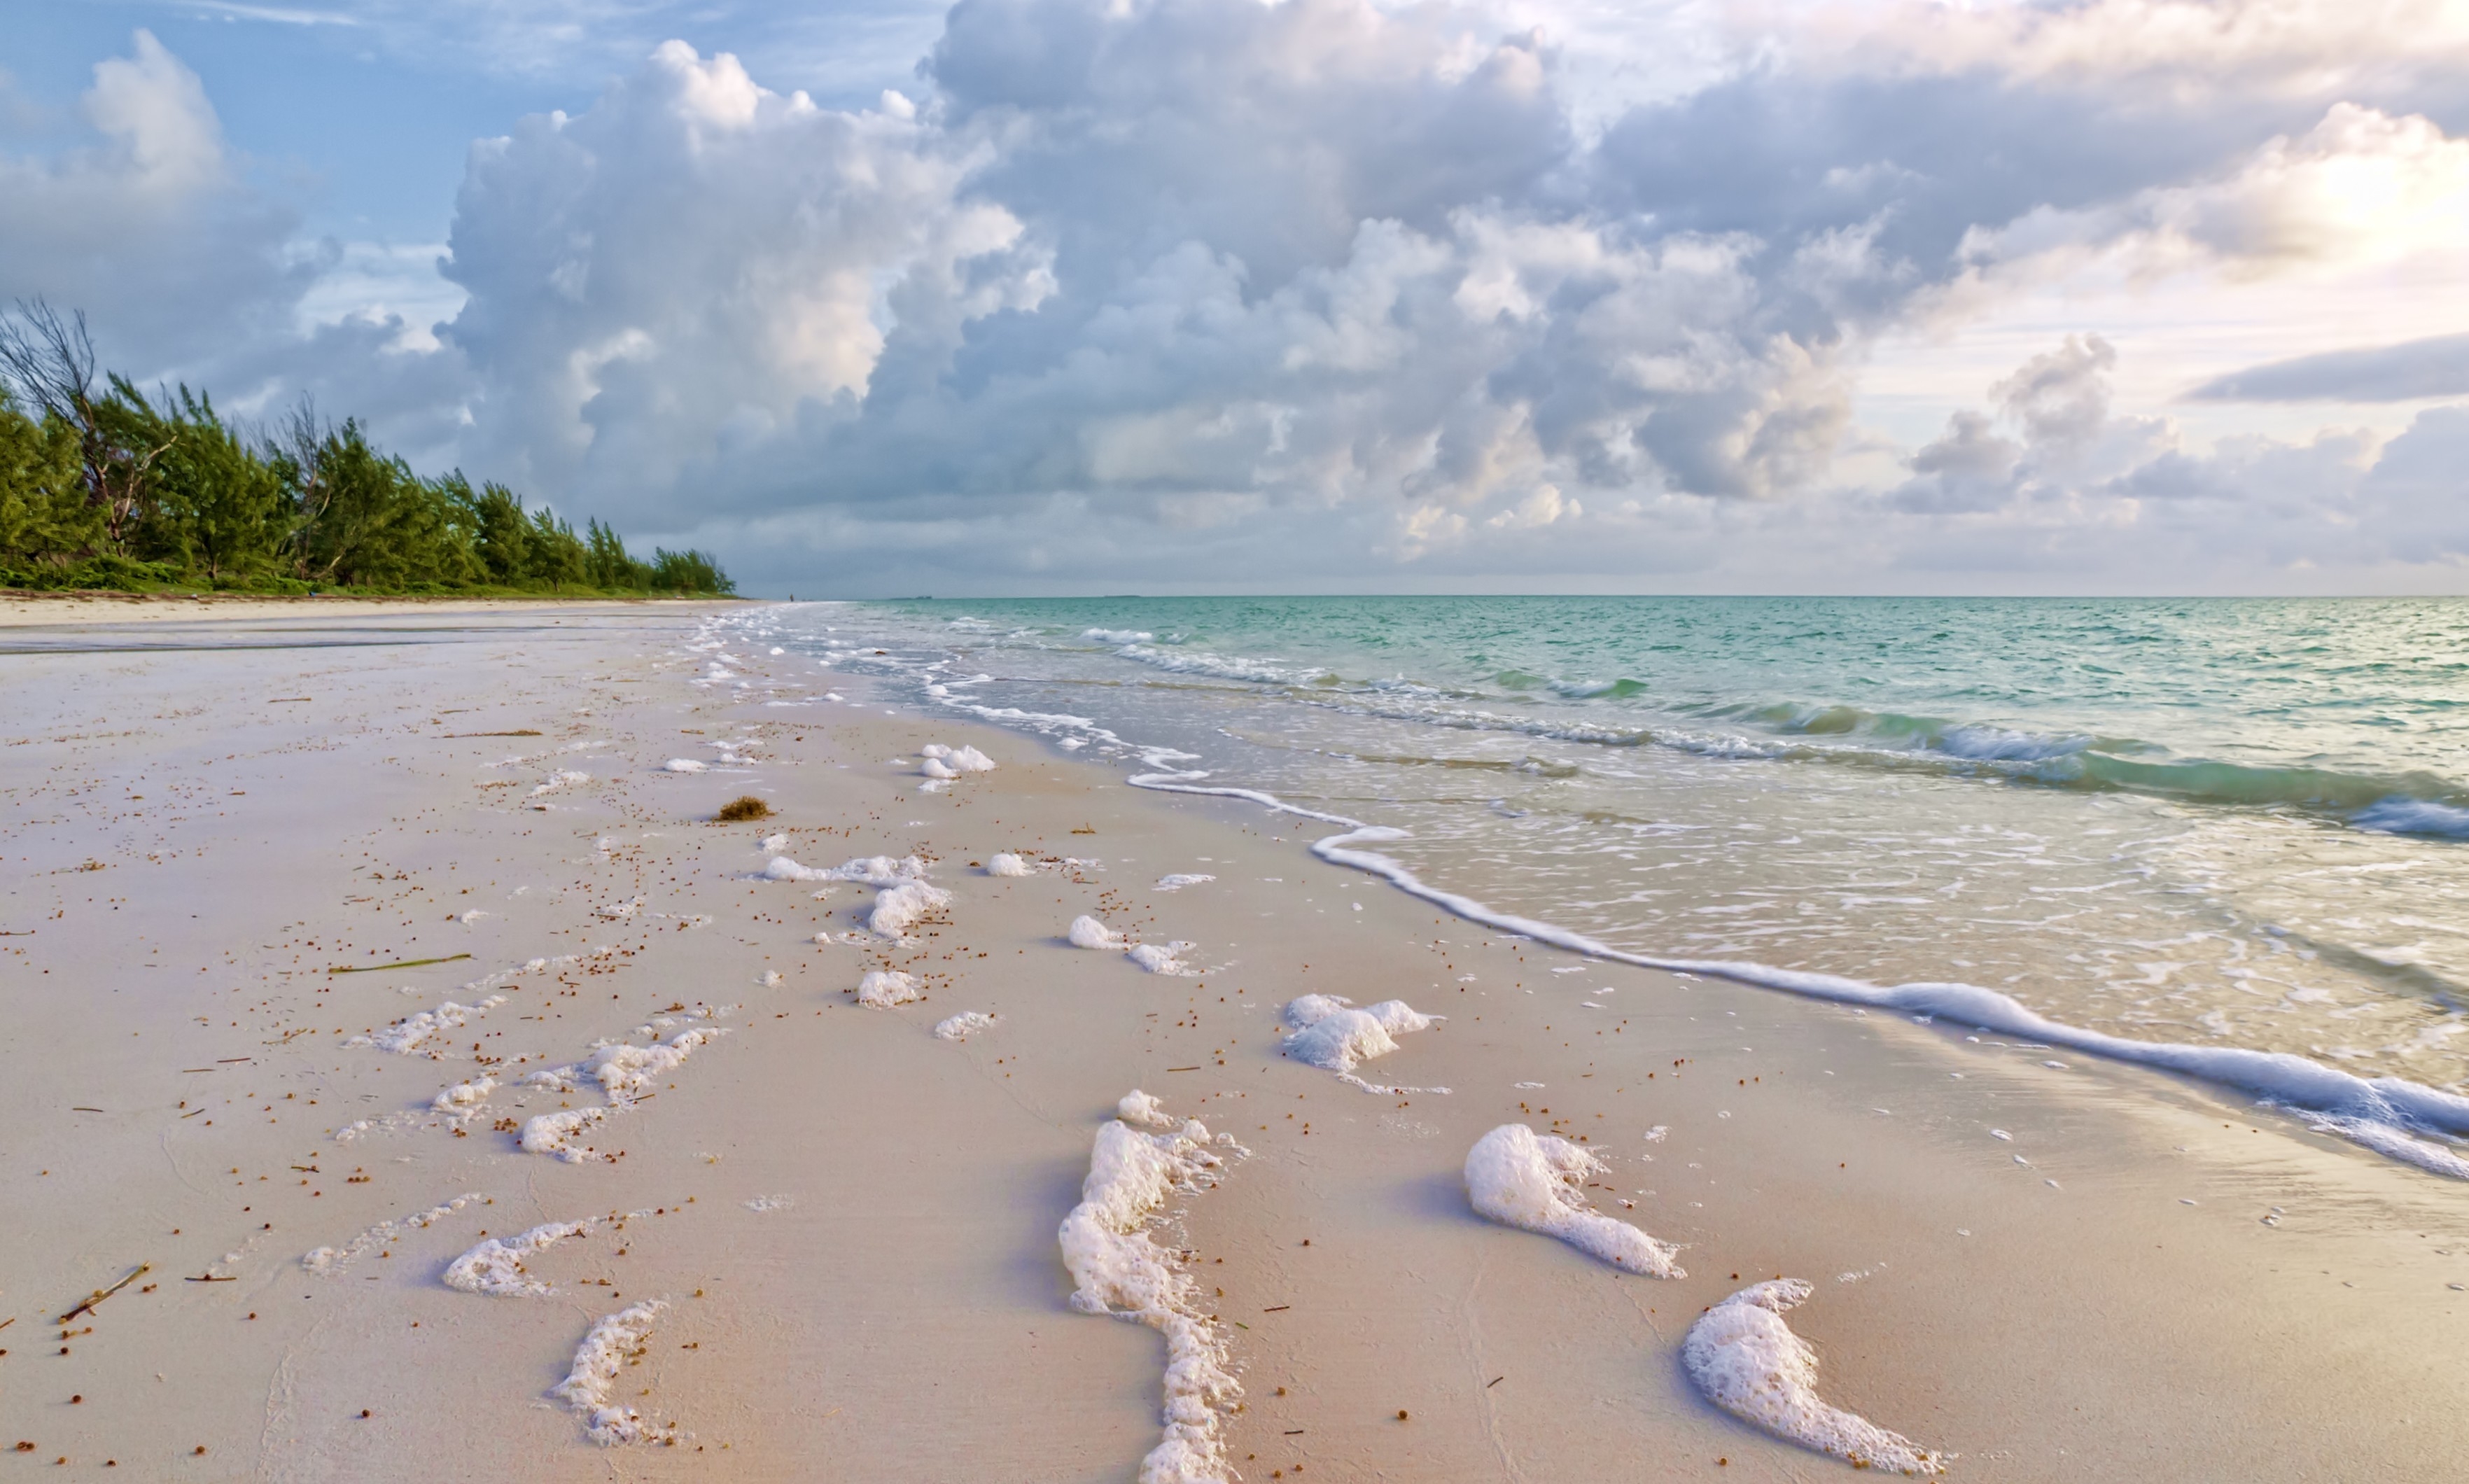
[0,302,732,596]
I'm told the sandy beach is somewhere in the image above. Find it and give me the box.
[2,599,2462,1480]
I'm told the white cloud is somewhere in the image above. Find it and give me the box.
[441,38,1049,500]
[0,31,302,370]
[1966,104,2469,286]
[13,1,2469,594]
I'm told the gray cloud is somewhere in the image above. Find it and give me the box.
[15,3,2469,594]
[2188,333,2469,402]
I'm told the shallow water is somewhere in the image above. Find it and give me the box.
[728,596,2469,1112]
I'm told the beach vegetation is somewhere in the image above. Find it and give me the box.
[715,796,774,822]
[0,301,733,598]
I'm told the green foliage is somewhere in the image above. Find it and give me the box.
[118,384,289,581]
[0,398,100,565]
[0,302,734,598]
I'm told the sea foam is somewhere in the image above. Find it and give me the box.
[431,1074,497,1115]
[868,880,952,939]
[1684,1279,1943,1476]
[987,852,1036,876]
[1059,1093,1240,1484]
[1122,772,2469,1184]
[1464,1124,1681,1277]
[1127,941,1197,974]
[1070,914,1194,973]
[520,1026,726,1162]
[444,1220,592,1296]
[921,742,998,775]
[2353,795,2469,839]
[1069,914,1123,949]
[301,1194,486,1276]
[352,995,506,1057]
[857,969,923,1007]
[1281,995,1438,1072]
[552,1300,675,1445]
[933,1011,998,1040]
[767,855,952,937]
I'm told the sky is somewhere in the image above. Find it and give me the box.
[4,0,2468,596]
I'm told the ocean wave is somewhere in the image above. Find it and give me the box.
[2345,796,2469,839]
[1551,676,1651,699]
[1121,770,2469,1180]
[1296,692,2469,836]
[1114,643,1336,686]
[792,608,2469,837]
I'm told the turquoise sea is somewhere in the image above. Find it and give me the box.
[736,596,2469,1158]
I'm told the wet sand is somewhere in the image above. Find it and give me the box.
[1,604,2461,1480]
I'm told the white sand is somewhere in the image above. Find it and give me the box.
[1,601,2463,1480]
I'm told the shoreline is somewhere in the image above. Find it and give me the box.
[1,606,2461,1479]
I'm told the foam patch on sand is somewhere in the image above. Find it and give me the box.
[869,879,953,939]
[1060,1093,1242,1484]
[987,852,1036,876]
[1281,995,1439,1073]
[552,1299,676,1445]
[531,769,590,797]
[431,1074,498,1116]
[351,995,507,1057]
[1684,1279,1944,1476]
[857,969,923,1007]
[444,1219,592,1296]
[760,849,928,883]
[1118,1089,1176,1129]
[1069,913,1124,949]
[922,743,997,773]
[935,1011,998,1040]
[1154,874,1215,891]
[1128,941,1197,974]
[1464,1124,1681,1278]
[520,1026,727,1162]
[661,758,706,774]
[822,855,932,887]
[1072,915,1195,974]
[766,855,951,937]
[301,1194,487,1276]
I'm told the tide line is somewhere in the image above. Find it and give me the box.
[1125,770,2469,1180]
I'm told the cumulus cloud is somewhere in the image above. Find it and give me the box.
[1965,103,2469,286]
[408,0,2469,589]
[441,38,1047,502]
[435,1,1886,553]
[15,0,2469,591]
[1860,332,2469,588]
[0,31,305,372]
